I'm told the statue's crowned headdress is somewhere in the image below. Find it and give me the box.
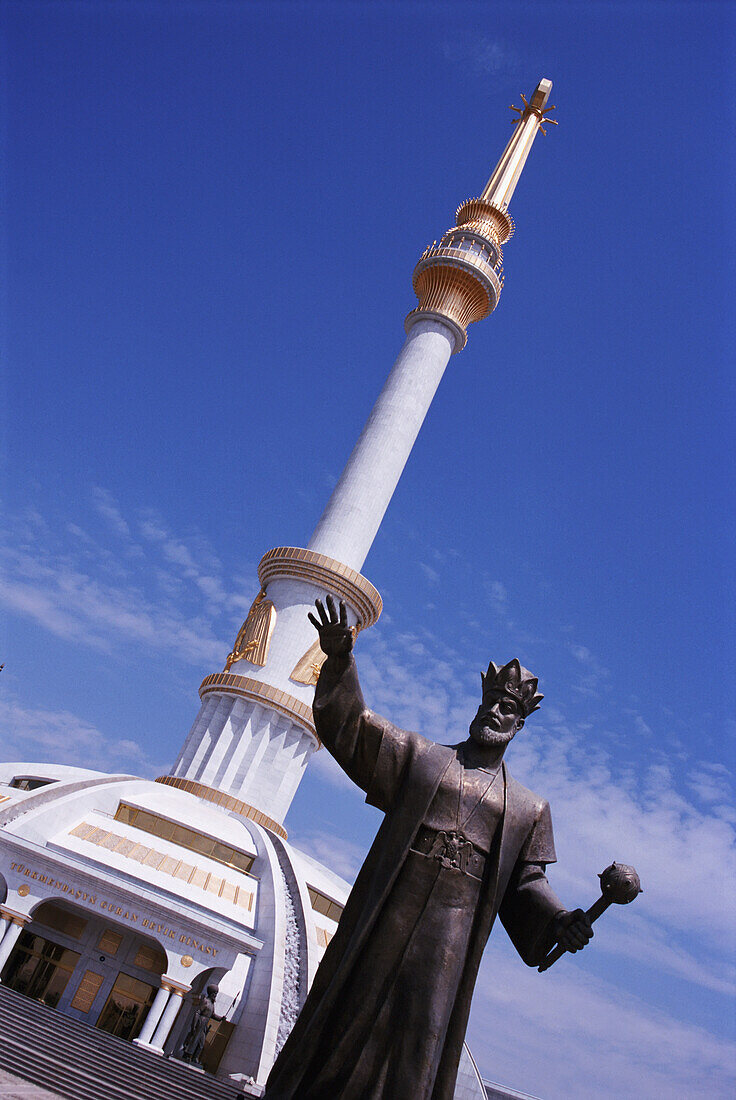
[481,658,543,717]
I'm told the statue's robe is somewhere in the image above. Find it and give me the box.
[265,655,565,1100]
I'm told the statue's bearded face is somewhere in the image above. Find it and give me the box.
[469,692,524,746]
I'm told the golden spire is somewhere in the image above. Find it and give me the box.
[481,78,557,210]
[405,79,555,351]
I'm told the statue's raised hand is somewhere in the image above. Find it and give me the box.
[308,596,353,659]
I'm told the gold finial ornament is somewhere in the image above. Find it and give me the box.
[406,78,555,351]
[225,588,277,670]
[509,89,558,136]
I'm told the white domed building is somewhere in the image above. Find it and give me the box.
[0,81,554,1100]
[0,758,487,1098]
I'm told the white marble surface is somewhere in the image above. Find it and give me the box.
[308,318,456,571]
[173,693,317,824]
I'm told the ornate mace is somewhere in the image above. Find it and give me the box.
[538,862,642,972]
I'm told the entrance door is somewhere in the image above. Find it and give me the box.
[95,972,156,1041]
[1,931,81,1008]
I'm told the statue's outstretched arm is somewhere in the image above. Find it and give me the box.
[309,597,381,793]
[309,597,421,809]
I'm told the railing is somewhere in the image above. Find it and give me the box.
[417,245,502,296]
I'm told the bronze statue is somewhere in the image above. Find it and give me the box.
[180,983,218,1066]
[265,597,594,1100]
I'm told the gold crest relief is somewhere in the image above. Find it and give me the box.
[225,589,277,669]
[290,625,358,686]
[290,638,327,686]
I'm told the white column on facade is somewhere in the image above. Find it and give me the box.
[133,982,172,1048]
[237,713,283,808]
[149,984,189,1052]
[307,319,457,572]
[0,919,27,974]
[211,701,250,789]
[0,915,11,948]
[268,725,307,819]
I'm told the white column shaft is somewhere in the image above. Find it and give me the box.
[134,984,171,1047]
[0,922,25,974]
[307,319,455,572]
[149,989,186,1051]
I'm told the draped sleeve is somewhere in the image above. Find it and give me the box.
[313,653,415,808]
[498,799,565,966]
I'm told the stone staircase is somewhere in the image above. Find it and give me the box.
[0,985,259,1100]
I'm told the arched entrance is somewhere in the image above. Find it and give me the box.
[1,898,167,1041]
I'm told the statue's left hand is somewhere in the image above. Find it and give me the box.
[551,908,593,952]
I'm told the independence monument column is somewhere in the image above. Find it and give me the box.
[161,79,557,833]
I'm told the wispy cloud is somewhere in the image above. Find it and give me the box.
[92,486,132,539]
[0,694,157,775]
[0,552,226,665]
[567,640,612,698]
[308,742,366,795]
[469,944,736,1099]
[291,831,367,884]
[0,493,257,667]
[442,37,521,80]
[419,561,440,584]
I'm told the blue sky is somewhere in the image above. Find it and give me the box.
[1,2,734,1097]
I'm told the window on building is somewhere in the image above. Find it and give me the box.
[132,943,166,975]
[113,802,255,876]
[307,886,344,923]
[444,234,498,265]
[9,776,54,791]
[1,931,81,1008]
[316,927,334,948]
[97,929,123,956]
[95,972,156,1042]
[69,970,105,1014]
[34,902,88,941]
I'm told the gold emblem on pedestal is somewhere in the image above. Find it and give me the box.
[225,588,277,670]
